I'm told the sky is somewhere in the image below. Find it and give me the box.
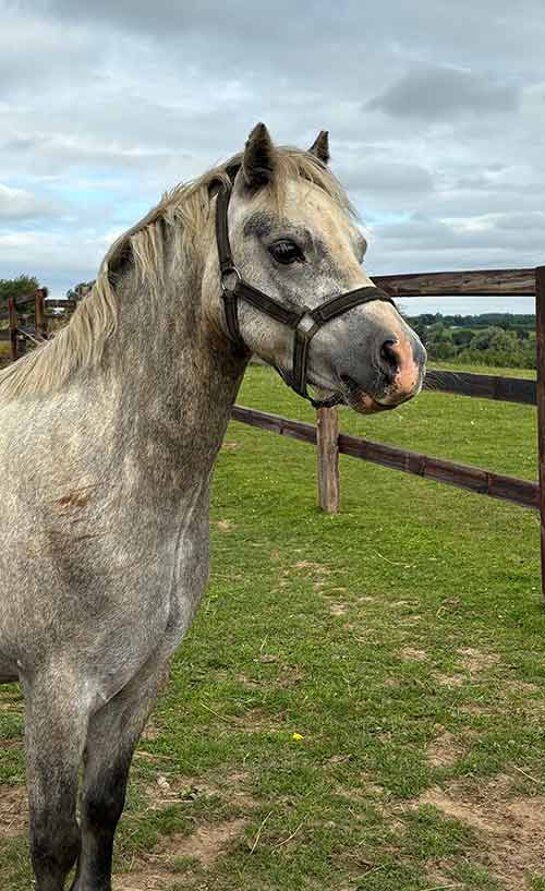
[0,0,543,313]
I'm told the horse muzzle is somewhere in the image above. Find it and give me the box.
[339,331,426,414]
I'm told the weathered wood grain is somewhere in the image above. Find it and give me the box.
[316,406,340,513]
[424,370,536,405]
[535,267,545,599]
[232,405,538,510]
[372,268,535,296]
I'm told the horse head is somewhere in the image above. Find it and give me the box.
[207,123,426,413]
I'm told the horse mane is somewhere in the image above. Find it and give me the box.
[0,147,353,401]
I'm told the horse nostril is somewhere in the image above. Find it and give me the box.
[380,338,399,380]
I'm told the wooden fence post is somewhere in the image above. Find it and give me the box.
[8,298,17,362]
[35,289,47,339]
[317,406,340,513]
[536,266,545,603]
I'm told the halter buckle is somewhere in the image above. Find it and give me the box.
[220,266,242,294]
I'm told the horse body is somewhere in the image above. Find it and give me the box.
[0,124,425,890]
[0,258,247,889]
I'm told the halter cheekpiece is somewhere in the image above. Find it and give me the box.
[215,165,394,409]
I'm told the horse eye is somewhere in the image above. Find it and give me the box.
[269,240,304,265]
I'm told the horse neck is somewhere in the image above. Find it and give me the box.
[100,260,247,496]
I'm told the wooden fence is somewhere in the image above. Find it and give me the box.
[0,290,77,361]
[232,266,545,599]
[2,269,544,596]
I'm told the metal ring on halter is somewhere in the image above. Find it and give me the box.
[220,266,242,293]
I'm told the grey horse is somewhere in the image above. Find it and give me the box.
[0,124,425,891]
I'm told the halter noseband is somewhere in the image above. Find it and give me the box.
[215,166,394,409]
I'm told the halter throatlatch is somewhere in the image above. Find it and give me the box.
[215,167,394,409]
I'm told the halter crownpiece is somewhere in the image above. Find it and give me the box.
[215,166,394,409]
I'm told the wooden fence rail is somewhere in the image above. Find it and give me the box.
[0,289,77,363]
[3,267,544,598]
[231,406,539,510]
[423,370,535,405]
[233,265,545,597]
[372,268,536,296]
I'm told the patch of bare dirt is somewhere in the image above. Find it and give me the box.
[0,783,27,837]
[432,671,465,688]
[163,818,245,865]
[399,647,427,662]
[292,560,331,574]
[457,647,499,674]
[254,653,279,664]
[0,738,22,753]
[250,655,304,688]
[114,818,246,891]
[141,720,161,742]
[279,561,333,591]
[235,672,261,690]
[426,729,472,768]
[114,869,168,891]
[221,441,239,451]
[230,707,284,735]
[215,519,233,532]
[397,615,422,627]
[329,602,348,616]
[144,769,258,813]
[0,701,22,712]
[413,775,545,890]
[458,702,491,715]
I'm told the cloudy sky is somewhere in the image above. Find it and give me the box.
[1,0,543,312]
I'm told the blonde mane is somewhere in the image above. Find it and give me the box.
[0,147,352,401]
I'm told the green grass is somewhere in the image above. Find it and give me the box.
[1,364,544,891]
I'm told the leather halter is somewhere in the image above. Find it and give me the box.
[215,166,394,409]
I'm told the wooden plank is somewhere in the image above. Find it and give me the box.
[424,370,536,405]
[231,405,538,510]
[45,299,77,310]
[231,406,317,445]
[372,267,535,297]
[15,292,40,308]
[3,298,74,318]
[535,266,545,600]
[35,289,47,339]
[17,327,44,346]
[316,407,340,513]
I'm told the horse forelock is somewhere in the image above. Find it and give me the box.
[0,146,352,402]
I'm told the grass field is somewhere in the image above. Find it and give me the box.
[1,364,544,891]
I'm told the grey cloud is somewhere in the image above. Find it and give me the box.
[373,214,545,254]
[0,184,56,220]
[493,211,545,231]
[337,161,434,195]
[367,67,520,120]
[1,0,544,299]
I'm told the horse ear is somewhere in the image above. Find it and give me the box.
[308,130,330,165]
[242,123,275,189]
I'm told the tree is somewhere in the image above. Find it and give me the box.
[0,275,40,308]
[426,322,455,359]
[66,281,94,302]
[452,328,475,347]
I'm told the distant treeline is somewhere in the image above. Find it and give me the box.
[407,313,536,369]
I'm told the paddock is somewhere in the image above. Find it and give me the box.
[1,304,544,889]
